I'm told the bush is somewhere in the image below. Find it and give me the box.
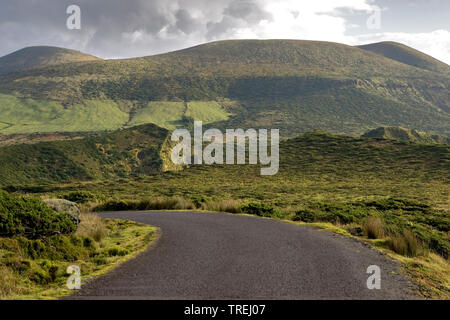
[59,191,101,204]
[241,202,274,217]
[293,209,315,222]
[94,200,132,212]
[363,216,386,239]
[0,191,76,239]
[191,195,207,208]
[107,247,129,257]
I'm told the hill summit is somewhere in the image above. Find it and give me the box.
[357,41,449,72]
[0,46,101,75]
[0,40,449,138]
[362,126,450,144]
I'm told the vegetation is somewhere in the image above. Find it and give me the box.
[0,128,448,298]
[0,40,449,137]
[93,196,195,212]
[0,46,100,75]
[0,191,76,239]
[0,190,158,299]
[0,214,158,299]
[0,124,169,186]
[362,126,449,144]
[0,94,129,134]
[358,41,449,73]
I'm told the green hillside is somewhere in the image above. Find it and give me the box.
[0,40,449,137]
[0,124,169,187]
[1,127,448,260]
[363,126,450,144]
[358,41,449,73]
[0,94,129,133]
[0,46,101,75]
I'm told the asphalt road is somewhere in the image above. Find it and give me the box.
[69,211,418,299]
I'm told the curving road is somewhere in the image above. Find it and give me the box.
[69,211,418,299]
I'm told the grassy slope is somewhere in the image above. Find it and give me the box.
[0,95,231,134]
[128,101,230,130]
[185,101,231,125]
[357,41,449,73]
[362,126,450,144]
[0,94,129,133]
[128,101,186,130]
[0,124,169,186]
[0,46,101,75]
[0,40,449,137]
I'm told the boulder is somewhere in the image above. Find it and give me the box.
[43,198,81,225]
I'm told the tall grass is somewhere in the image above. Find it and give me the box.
[76,213,107,242]
[94,196,195,212]
[0,266,23,298]
[201,200,242,213]
[150,197,195,210]
[389,228,423,257]
[363,216,386,239]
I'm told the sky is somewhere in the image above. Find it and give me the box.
[0,0,449,64]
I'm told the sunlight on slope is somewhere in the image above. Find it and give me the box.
[0,94,129,133]
[186,101,231,124]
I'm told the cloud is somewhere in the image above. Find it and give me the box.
[0,0,448,64]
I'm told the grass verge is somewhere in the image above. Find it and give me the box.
[0,214,158,300]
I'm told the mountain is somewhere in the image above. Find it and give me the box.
[0,46,101,75]
[362,126,450,144]
[0,40,449,137]
[357,41,449,72]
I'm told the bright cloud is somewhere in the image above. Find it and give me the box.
[0,0,448,64]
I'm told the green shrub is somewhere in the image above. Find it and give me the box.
[241,202,274,217]
[0,191,76,239]
[60,191,100,204]
[191,195,207,208]
[293,209,316,222]
[107,247,129,257]
[94,200,132,212]
[365,198,430,213]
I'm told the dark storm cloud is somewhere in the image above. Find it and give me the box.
[0,0,275,58]
[0,0,210,58]
[207,0,272,39]
[175,9,201,35]
[0,0,449,63]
